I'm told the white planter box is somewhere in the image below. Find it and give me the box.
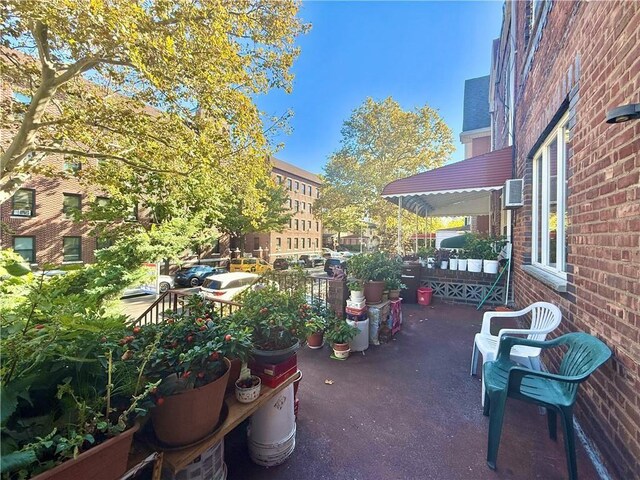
[457,259,467,271]
[449,259,458,270]
[440,261,448,269]
[483,260,499,274]
[468,259,482,273]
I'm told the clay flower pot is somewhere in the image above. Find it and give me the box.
[307,331,324,349]
[388,289,401,300]
[363,281,385,304]
[152,358,230,447]
[32,424,138,480]
[332,342,350,359]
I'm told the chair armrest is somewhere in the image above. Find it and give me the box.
[507,366,585,393]
[480,305,535,335]
[496,325,556,341]
[496,335,565,361]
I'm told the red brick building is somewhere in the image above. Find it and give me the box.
[490,1,639,477]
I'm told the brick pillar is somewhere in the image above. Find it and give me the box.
[327,279,348,318]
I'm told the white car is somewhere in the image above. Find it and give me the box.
[200,272,259,301]
[158,275,175,293]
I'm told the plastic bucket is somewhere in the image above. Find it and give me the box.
[346,318,369,352]
[417,287,433,306]
[248,425,296,467]
[248,384,295,446]
[173,440,225,480]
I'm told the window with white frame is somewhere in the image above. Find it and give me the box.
[531,113,569,278]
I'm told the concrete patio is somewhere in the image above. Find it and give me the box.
[225,302,601,480]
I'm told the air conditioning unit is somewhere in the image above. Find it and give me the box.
[12,209,32,216]
[503,179,524,209]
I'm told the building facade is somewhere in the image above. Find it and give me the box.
[244,158,322,262]
[491,1,639,477]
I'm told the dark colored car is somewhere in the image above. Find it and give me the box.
[174,265,228,287]
[299,254,324,268]
[324,258,347,276]
[273,258,289,270]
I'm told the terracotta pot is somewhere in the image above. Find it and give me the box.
[226,357,243,392]
[363,281,385,304]
[332,342,350,359]
[152,358,230,447]
[251,340,300,365]
[388,289,401,300]
[307,332,324,349]
[32,424,138,480]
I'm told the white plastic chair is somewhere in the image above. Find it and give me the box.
[470,302,562,405]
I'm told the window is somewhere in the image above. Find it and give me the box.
[317,189,320,199]
[276,175,282,184]
[294,219,299,230]
[96,196,110,207]
[308,186,312,197]
[288,198,292,209]
[287,179,292,191]
[12,189,35,217]
[63,156,81,173]
[315,238,319,248]
[302,221,306,231]
[96,237,112,250]
[295,200,299,212]
[13,236,35,263]
[254,237,260,250]
[125,203,138,222]
[531,113,569,278]
[308,220,312,230]
[309,204,312,215]
[308,237,311,249]
[302,184,306,195]
[63,236,82,262]
[289,219,292,229]
[276,237,282,248]
[287,238,292,249]
[294,181,299,191]
[316,221,319,232]
[301,202,305,212]
[294,238,299,249]
[62,193,81,217]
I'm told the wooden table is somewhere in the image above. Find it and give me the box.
[128,372,299,476]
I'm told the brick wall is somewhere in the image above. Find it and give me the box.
[502,1,639,477]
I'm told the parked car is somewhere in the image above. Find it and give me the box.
[324,257,347,276]
[200,272,259,301]
[229,257,273,273]
[158,274,175,293]
[175,265,228,287]
[273,258,289,270]
[299,254,324,267]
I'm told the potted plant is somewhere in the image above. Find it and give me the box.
[465,234,490,273]
[348,253,402,304]
[449,250,459,270]
[235,375,262,404]
[385,277,406,300]
[324,317,360,359]
[0,251,154,480]
[347,280,364,301]
[482,249,499,274]
[457,249,468,271]
[305,315,327,349]
[236,284,312,364]
[123,295,253,447]
[434,249,450,269]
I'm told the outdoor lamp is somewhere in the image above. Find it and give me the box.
[605,103,640,123]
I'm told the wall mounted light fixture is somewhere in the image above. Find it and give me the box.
[605,103,640,123]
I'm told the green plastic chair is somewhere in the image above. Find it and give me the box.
[482,332,611,479]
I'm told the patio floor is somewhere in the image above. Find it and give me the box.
[225,302,600,480]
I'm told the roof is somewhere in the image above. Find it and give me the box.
[270,157,321,185]
[462,75,490,132]
[381,146,513,217]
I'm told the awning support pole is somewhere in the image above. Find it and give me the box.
[397,197,402,255]
[415,205,419,253]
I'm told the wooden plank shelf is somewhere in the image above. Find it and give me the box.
[129,371,299,475]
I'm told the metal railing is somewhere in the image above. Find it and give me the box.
[262,270,331,304]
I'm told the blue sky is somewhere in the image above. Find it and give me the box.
[256,0,504,174]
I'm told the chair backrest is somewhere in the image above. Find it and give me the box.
[557,332,612,399]
[527,302,562,341]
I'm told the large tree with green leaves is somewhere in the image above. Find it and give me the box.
[317,97,455,250]
[0,0,308,218]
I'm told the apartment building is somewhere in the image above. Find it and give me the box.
[244,158,322,261]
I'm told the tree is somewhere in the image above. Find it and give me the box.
[318,97,455,250]
[0,0,308,203]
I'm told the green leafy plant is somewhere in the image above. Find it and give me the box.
[324,318,360,345]
[417,246,436,258]
[434,249,450,267]
[347,280,363,291]
[235,284,312,350]
[384,277,406,291]
[347,253,402,282]
[122,295,253,400]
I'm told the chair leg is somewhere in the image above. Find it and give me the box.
[560,407,578,480]
[546,408,557,441]
[483,390,490,416]
[471,342,479,376]
[486,391,507,470]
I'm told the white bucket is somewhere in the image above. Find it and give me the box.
[248,383,295,446]
[440,261,448,269]
[468,259,482,272]
[173,440,225,480]
[449,258,458,270]
[457,259,467,271]
[483,260,499,274]
[249,425,296,467]
[350,290,364,302]
[346,318,369,352]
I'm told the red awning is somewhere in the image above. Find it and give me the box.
[382,147,513,216]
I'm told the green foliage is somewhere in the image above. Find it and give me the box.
[122,296,253,399]
[417,246,435,258]
[324,319,359,345]
[347,280,363,291]
[384,277,405,291]
[347,252,402,282]
[464,234,502,260]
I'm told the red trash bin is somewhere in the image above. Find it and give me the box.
[417,287,433,306]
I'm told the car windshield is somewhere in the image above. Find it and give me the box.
[230,259,242,265]
[202,279,223,289]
